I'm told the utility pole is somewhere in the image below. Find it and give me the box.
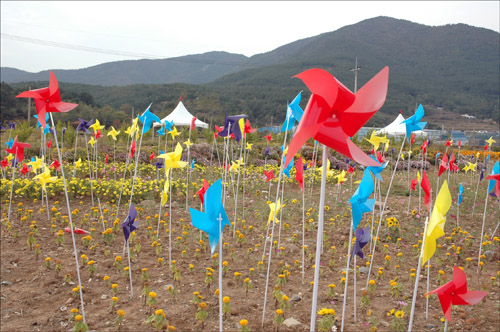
[350,57,361,93]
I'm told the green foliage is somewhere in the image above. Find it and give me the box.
[12,120,34,142]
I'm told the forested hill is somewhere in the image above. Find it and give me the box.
[2,16,499,127]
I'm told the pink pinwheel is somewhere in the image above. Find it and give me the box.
[284,66,389,168]
[264,169,275,182]
[196,179,210,207]
[430,266,487,322]
[5,135,31,162]
[50,159,61,171]
[438,153,449,177]
[16,71,78,128]
[130,140,136,159]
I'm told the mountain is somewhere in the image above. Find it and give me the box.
[1,51,249,85]
[2,16,499,126]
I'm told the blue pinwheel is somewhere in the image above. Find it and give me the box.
[487,161,499,195]
[191,158,196,169]
[157,126,166,136]
[4,138,14,149]
[76,118,93,134]
[283,156,294,178]
[281,91,303,132]
[138,103,161,134]
[401,104,427,138]
[189,179,230,255]
[121,204,139,242]
[349,169,376,230]
[218,113,248,143]
[458,184,464,205]
[351,225,371,260]
[163,119,173,132]
[34,113,50,129]
[366,155,387,181]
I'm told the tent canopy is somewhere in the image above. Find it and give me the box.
[154,101,208,129]
[375,113,426,137]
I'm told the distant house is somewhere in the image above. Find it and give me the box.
[461,114,476,119]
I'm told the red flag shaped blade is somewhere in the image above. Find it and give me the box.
[410,178,418,191]
[438,153,449,177]
[295,157,304,191]
[421,170,431,208]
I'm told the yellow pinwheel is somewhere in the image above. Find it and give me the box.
[89,118,105,133]
[246,143,253,151]
[229,158,244,172]
[422,180,451,265]
[267,198,281,226]
[28,156,44,173]
[184,139,193,148]
[33,166,58,191]
[158,142,187,173]
[88,136,96,147]
[169,126,180,140]
[74,158,82,169]
[365,130,389,151]
[485,136,496,147]
[384,140,390,152]
[401,152,405,161]
[161,178,170,206]
[6,154,14,163]
[107,126,120,141]
[318,159,335,177]
[334,170,347,185]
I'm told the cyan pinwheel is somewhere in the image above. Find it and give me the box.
[4,138,14,149]
[34,113,50,129]
[284,67,389,168]
[458,184,464,205]
[138,103,161,134]
[189,179,231,255]
[487,161,500,195]
[401,104,427,138]
[366,155,388,181]
[283,156,294,178]
[349,169,376,230]
[16,71,78,128]
[281,91,303,132]
[121,203,139,242]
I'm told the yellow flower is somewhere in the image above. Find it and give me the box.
[149,291,157,298]
[75,315,83,322]
[112,297,118,302]
[276,309,284,315]
[71,308,79,314]
[395,310,404,318]
[369,280,376,286]
[117,309,125,317]
[223,296,230,303]
[240,319,248,327]
[199,302,207,309]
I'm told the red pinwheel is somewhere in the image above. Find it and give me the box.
[347,165,355,174]
[410,133,415,145]
[20,163,30,175]
[445,139,453,147]
[421,139,429,154]
[430,266,487,322]
[130,140,136,159]
[421,170,431,208]
[105,154,109,164]
[244,119,257,135]
[284,66,389,168]
[16,71,78,128]
[196,179,210,207]
[1,157,8,169]
[191,117,197,131]
[376,151,385,163]
[265,134,272,142]
[295,157,304,191]
[449,153,459,173]
[484,144,488,150]
[94,130,103,139]
[438,153,449,177]
[264,169,275,182]
[149,151,155,161]
[410,178,418,191]
[215,125,223,133]
[230,133,235,140]
[64,227,89,235]
[5,135,31,162]
[50,159,61,171]
[458,140,461,148]
[47,140,53,149]
[213,132,218,139]
[486,173,500,198]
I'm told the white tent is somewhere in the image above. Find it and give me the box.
[375,113,426,137]
[154,101,208,129]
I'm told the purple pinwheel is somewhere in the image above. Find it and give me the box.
[121,204,138,242]
[76,118,94,134]
[218,113,248,143]
[8,122,16,129]
[264,146,270,157]
[154,159,164,170]
[0,123,5,130]
[351,225,371,260]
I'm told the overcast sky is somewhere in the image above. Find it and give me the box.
[1,1,499,73]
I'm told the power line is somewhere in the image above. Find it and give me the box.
[1,33,254,67]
